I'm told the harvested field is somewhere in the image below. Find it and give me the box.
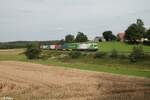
[0,49,24,55]
[0,61,149,100]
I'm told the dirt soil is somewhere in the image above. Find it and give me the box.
[0,61,150,100]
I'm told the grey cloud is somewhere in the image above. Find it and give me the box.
[24,0,45,3]
[0,0,150,42]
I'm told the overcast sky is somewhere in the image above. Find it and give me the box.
[0,0,150,42]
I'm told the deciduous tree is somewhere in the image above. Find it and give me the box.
[102,31,116,41]
[125,19,145,43]
[65,34,74,43]
[75,32,88,42]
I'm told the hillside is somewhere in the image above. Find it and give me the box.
[98,42,150,53]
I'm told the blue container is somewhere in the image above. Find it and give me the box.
[48,45,51,49]
[62,43,68,49]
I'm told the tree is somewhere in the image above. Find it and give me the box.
[25,44,41,59]
[65,34,74,43]
[102,31,116,41]
[59,39,65,45]
[75,32,88,42]
[125,19,145,43]
[145,28,150,40]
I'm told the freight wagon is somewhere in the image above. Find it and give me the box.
[40,43,98,51]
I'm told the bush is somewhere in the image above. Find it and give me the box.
[109,49,118,58]
[94,52,106,58]
[143,54,150,60]
[69,51,81,59]
[118,54,127,59]
[25,45,41,59]
[129,45,144,62]
[82,53,88,56]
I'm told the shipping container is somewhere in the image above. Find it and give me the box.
[48,45,51,49]
[55,45,61,49]
[41,45,49,49]
[50,45,55,49]
[62,43,68,49]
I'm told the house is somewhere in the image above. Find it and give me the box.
[117,32,125,42]
[94,36,106,42]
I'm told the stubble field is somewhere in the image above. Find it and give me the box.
[0,61,150,100]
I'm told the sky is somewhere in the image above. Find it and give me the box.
[0,0,150,42]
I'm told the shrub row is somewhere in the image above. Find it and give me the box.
[94,45,149,63]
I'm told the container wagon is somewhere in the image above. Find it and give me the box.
[40,43,98,51]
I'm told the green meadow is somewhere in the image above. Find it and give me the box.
[98,42,150,53]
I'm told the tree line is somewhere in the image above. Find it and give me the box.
[65,19,150,44]
[0,41,60,49]
[64,32,88,43]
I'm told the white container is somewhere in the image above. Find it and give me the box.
[42,45,49,49]
[50,45,55,49]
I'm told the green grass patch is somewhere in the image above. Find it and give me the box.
[98,42,150,53]
[27,59,150,78]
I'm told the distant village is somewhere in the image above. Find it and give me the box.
[94,32,149,43]
[94,32,125,42]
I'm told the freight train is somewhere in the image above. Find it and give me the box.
[40,43,98,51]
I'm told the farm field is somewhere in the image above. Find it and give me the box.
[0,44,149,100]
[0,61,150,100]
